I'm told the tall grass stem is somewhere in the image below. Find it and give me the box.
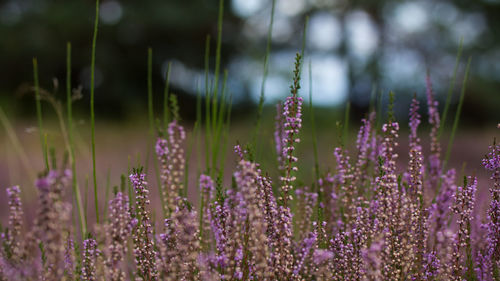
[443,57,471,171]
[90,0,100,224]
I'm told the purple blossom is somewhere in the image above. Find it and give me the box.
[274,102,286,170]
[130,172,158,280]
[81,238,98,281]
[106,192,134,281]
[426,74,442,190]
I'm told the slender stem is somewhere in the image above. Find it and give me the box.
[90,0,100,224]
[443,57,471,171]
[147,48,154,136]
[309,61,319,186]
[163,61,172,127]
[184,121,199,197]
[439,37,463,139]
[66,42,87,238]
[251,0,276,151]
[103,168,111,220]
[33,58,49,171]
[342,102,350,147]
[0,106,36,181]
[211,0,224,138]
[204,35,211,172]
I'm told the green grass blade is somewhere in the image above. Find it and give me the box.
[443,57,471,171]
[218,91,233,181]
[204,35,211,172]
[84,174,90,227]
[376,89,383,131]
[147,48,154,136]
[251,0,276,151]
[439,37,463,139]
[299,16,309,73]
[33,58,49,171]
[342,102,350,147]
[0,106,36,182]
[163,61,172,127]
[89,0,100,224]
[145,48,165,218]
[184,121,199,197]
[102,168,111,220]
[211,0,224,140]
[308,60,319,185]
[212,70,228,171]
[66,42,87,238]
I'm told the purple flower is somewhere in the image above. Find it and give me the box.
[106,192,134,281]
[81,238,99,281]
[481,139,500,279]
[280,53,304,208]
[274,102,286,170]
[130,172,158,280]
[426,74,442,190]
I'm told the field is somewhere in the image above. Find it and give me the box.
[1,0,500,280]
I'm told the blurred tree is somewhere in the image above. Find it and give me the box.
[0,0,499,125]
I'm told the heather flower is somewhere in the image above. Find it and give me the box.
[295,189,318,241]
[5,186,23,262]
[234,159,271,279]
[275,205,294,278]
[352,113,375,191]
[81,238,99,281]
[293,230,317,277]
[167,120,186,197]
[333,146,356,225]
[64,236,75,279]
[374,122,400,231]
[274,102,286,170]
[157,199,200,280]
[280,53,303,207]
[431,169,457,245]
[426,74,442,190]
[330,231,358,280]
[312,249,333,280]
[156,137,170,214]
[130,172,158,280]
[450,176,477,279]
[156,120,186,214]
[422,251,440,280]
[34,169,73,280]
[105,192,135,281]
[361,238,384,280]
[482,140,500,279]
[199,174,215,250]
[407,97,427,277]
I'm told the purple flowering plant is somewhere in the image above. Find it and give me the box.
[1,0,499,280]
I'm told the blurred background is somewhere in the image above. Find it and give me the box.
[0,0,499,222]
[0,0,499,122]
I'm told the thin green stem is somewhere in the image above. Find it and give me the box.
[211,0,224,139]
[212,71,228,171]
[308,61,319,186]
[0,106,36,181]
[443,57,471,171]
[102,168,111,220]
[204,35,211,172]
[90,0,100,224]
[33,58,49,171]
[251,0,276,151]
[342,102,350,147]
[184,121,199,197]
[163,61,172,127]
[66,42,87,238]
[439,37,463,139]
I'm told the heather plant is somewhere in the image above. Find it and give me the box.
[1,0,500,280]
